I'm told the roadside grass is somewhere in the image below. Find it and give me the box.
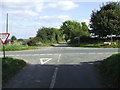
[38,43,56,47]
[0,45,38,51]
[96,53,120,88]
[69,43,120,48]
[2,57,26,86]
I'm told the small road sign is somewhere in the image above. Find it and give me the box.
[0,33,10,44]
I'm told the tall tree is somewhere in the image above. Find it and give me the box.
[60,20,82,42]
[90,2,120,43]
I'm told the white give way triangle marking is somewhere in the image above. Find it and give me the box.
[40,58,52,64]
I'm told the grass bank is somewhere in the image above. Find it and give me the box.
[0,45,38,51]
[97,53,120,88]
[38,43,57,47]
[69,43,120,48]
[2,57,26,85]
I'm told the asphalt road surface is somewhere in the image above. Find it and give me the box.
[1,44,119,88]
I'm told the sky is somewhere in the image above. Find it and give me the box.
[0,0,119,39]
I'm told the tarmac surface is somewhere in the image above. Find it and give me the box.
[1,43,119,88]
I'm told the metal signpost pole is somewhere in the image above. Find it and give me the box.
[6,13,8,33]
[3,13,8,59]
[3,44,5,59]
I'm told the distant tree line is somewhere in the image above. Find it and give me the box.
[27,27,63,46]
[27,2,120,46]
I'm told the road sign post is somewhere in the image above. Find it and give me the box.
[0,33,10,58]
[3,44,5,59]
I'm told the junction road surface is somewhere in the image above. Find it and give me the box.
[1,46,118,88]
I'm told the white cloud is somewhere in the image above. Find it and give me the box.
[8,10,38,17]
[46,1,79,11]
[39,15,70,23]
[1,0,44,15]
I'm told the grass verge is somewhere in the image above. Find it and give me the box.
[0,45,38,51]
[69,43,120,48]
[2,57,26,85]
[96,53,120,88]
[38,43,56,47]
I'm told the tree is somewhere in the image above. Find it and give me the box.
[11,36,17,41]
[90,2,120,43]
[81,22,90,37]
[61,20,90,43]
[60,20,82,42]
[36,27,63,43]
[17,39,24,42]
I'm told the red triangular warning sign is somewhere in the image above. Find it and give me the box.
[0,33,10,44]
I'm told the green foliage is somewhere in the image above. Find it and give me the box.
[98,53,120,88]
[90,2,120,37]
[69,43,120,48]
[81,22,90,37]
[60,20,90,43]
[60,20,82,41]
[17,39,24,42]
[2,57,26,85]
[11,36,17,40]
[0,45,38,51]
[27,37,39,46]
[64,34,69,42]
[69,43,104,47]
[36,27,63,44]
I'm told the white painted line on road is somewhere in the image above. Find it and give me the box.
[79,52,118,54]
[40,58,52,65]
[79,53,86,54]
[4,54,59,57]
[50,67,58,88]
[57,54,61,62]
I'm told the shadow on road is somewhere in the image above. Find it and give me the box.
[3,60,105,88]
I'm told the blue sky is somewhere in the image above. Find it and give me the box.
[0,0,119,39]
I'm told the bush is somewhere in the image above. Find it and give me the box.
[27,37,39,46]
[98,53,120,88]
[36,27,63,44]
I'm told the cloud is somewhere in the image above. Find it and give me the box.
[38,15,70,23]
[1,0,44,15]
[46,1,79,11]
[7,10,39,20]
[1,0,78,21]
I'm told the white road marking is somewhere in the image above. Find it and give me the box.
[40,58,52,65]
[49,67,58,88]
[2,54,59,57]
[49,54,62,88]
[0,52,118,57]
[79,52,118,54]
[57,54,61,62]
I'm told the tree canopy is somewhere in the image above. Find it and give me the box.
[11,36,17,41]
[90,2,120,37]
[36,27,63,43]
[60,20,82,41]
[60,20,90,42]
